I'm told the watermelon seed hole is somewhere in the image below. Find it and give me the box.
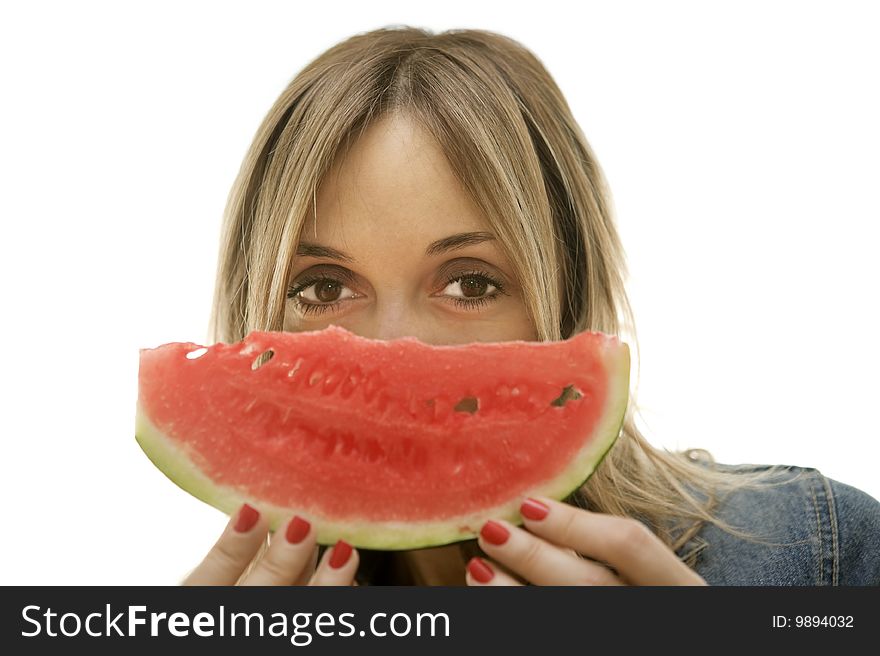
[185,347,208,360]
[550,385,583,407]
[288,358,304,378]
[251,349,275,370]
[454,397,479,414]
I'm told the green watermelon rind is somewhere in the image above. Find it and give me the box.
[134,339,630,551]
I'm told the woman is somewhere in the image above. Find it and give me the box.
[183,26,879,586]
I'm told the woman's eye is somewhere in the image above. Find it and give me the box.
[439,272,507,311]
[297,279,356,304]
[441,275,497,300]
[286,277,358,316]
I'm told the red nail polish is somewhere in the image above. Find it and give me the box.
[286,516,311,544]
[234,503,260,533]
[329,540,352,568]
[520,498,550,521]
[467,557,494,583]
[480,520,510,545]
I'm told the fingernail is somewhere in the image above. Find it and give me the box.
[520,497,550,521]
[234,503,260,533]
[329,540,352,568]
[467,557,494,583]
[286,516,311,544]
[480,520,510,546]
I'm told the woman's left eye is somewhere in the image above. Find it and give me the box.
[439,273,505,311]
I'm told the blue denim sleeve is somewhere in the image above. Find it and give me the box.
[827,478,880,585]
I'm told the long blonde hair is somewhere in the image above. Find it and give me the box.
[209,26,789,578]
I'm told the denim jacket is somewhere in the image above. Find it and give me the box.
[675,463,880,585]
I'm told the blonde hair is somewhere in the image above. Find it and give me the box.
[210,26,791,581]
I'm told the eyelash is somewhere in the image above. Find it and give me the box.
[286,270,506,316]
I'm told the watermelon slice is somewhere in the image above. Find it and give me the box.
[135,325,630,550]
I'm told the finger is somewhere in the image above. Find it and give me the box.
[308,540,359,586]
[240,515,317,586]
[519,497,706,586]
[465,557,523,586]
[481,555,528,584]
[293,546,319,586]
[182,503,268,586]
[478,519,624,586]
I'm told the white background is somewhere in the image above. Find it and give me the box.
[1,1,877,584]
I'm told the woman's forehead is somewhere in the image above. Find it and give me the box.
[303,114,493,254]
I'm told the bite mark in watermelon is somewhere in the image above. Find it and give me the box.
[135,325,630,550]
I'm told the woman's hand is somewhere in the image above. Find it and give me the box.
[182,503,360,586]
[465,497,706,586]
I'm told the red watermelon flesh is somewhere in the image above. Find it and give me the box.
[135,325,630,550]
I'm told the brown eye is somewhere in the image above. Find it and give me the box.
[442,275,496,300]
[437,270,507,312]
[287,277,358,314]
[459,276,488,297]
[314,280,342,302]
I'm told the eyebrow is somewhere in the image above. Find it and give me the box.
[295,231,496,262]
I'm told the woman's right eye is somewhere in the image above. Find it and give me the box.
[287,278,358,315]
